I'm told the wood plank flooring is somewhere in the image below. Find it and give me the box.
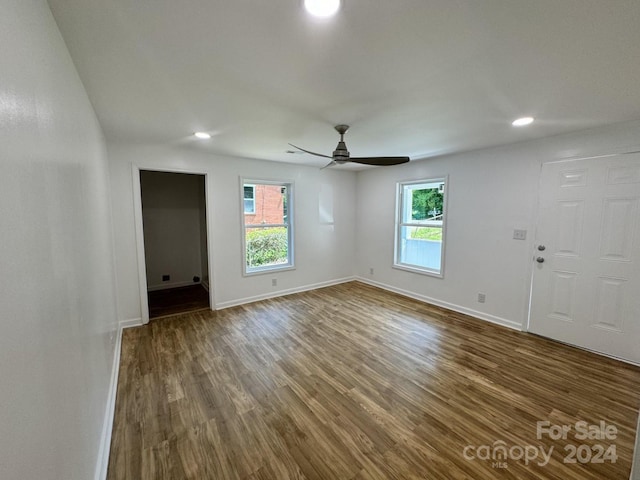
[108,282,640,479]
[148,284,210,319]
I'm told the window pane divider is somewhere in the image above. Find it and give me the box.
[399,223,443,227]
[245,223,288,229]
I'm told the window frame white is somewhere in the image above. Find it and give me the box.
[240,178,295,276]
[393,176,448,278]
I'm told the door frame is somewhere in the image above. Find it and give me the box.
[132,164,215,324]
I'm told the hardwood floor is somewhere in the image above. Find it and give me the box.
[108,282,640,479]
[148,284,210,319]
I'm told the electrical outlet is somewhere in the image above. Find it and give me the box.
[369,267,374,275]
[162,274,170,282]
[477,293,486,303]
[272,278,277,287]
[513,229,527,240]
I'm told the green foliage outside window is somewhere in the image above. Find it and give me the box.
[410,227,442,241]
[411,187,443,220]
[246,227,288,268]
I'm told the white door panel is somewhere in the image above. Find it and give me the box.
[530,153,640,364]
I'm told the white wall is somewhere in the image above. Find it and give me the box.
[108,143,357,321]
[141,171,206,290]
[356,119,640,329]
[0,1,118,479]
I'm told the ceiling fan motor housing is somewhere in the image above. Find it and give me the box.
[333,125,351,163]
[333,141,350,163]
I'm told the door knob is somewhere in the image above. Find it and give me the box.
[536,257,545,263]
[538,245,546,251]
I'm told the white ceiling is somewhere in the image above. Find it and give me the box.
[48,0,640,168]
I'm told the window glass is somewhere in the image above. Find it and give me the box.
[242,181,294,274]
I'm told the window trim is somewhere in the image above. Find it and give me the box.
[240,177,295,276]
[393,176,448,278]
[243,184,256,214]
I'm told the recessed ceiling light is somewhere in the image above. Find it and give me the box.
[194,132,211,139]
[512,117,534,127]
[304,0,341,18]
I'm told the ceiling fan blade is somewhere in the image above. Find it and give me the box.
[288,143,332,159]
[350,156,410,166]
[320,160,337,170]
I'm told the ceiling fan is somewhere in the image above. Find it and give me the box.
[289,125,410,168]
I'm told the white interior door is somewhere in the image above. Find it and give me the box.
[529,153,640,364]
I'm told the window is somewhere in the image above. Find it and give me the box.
[394,177,447,277]
[241,179,294,274]
[243,185,255,214]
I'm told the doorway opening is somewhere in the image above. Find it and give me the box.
[140,170,211,319]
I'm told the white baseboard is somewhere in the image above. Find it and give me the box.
[119,317,143,329]
[94,318,143,480]
[355,277,522,331]
[216,276,356,310]
[93,327,122,480]
[147,281,200,292]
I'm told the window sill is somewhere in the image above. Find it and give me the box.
[243,264,296,277]
[393,263,443,279]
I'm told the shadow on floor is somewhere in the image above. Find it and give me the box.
[147,284,209,319]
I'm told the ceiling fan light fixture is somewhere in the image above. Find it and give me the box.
[288,124,410,168]
[512,116,535,127]
[194,132,211,139]
[304,0,341,18]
